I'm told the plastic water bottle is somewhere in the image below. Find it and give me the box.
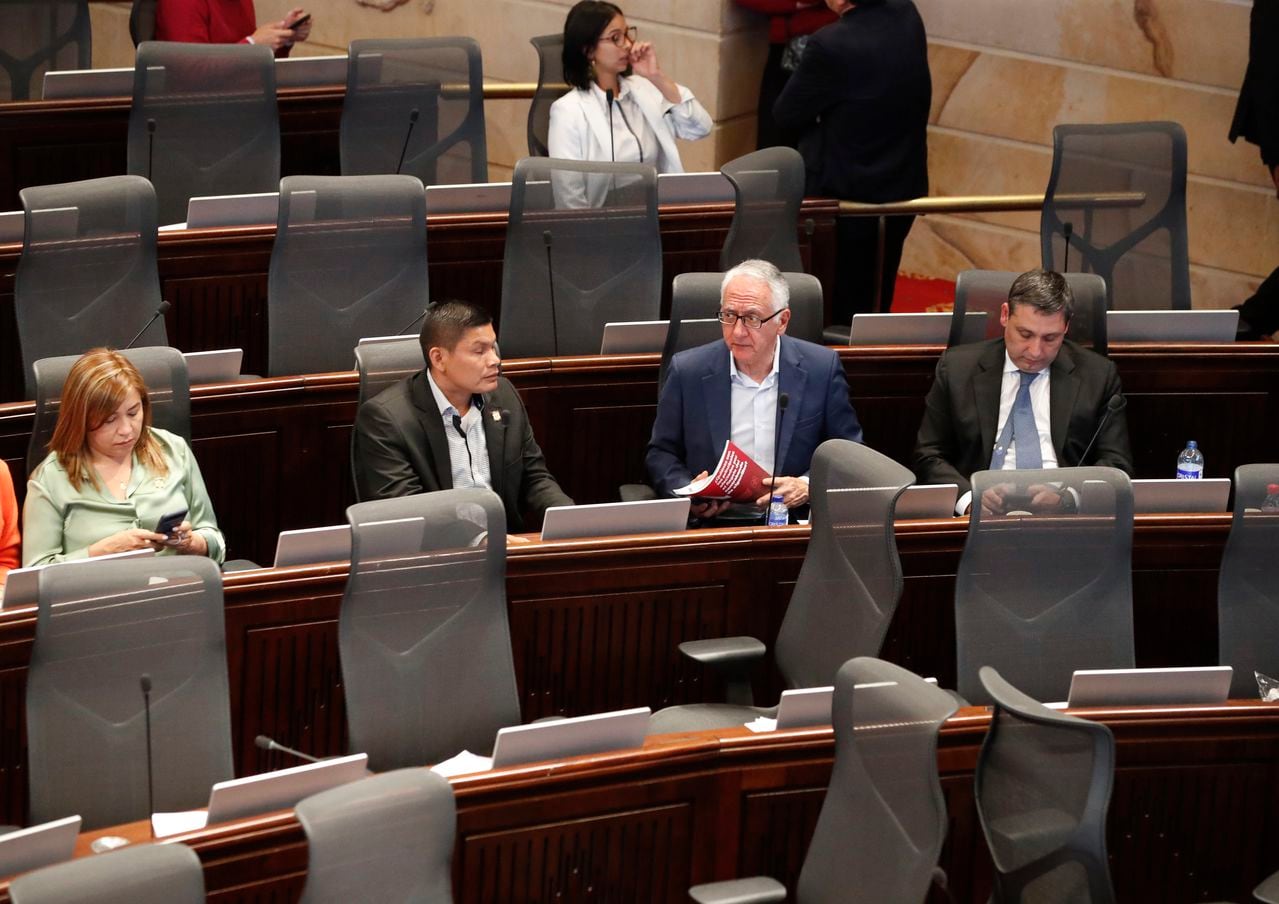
[1262,483,1279,512]
[766,493,789,527]
[1175,441,1204,480]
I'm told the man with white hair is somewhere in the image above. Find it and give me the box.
[645,259,864,520]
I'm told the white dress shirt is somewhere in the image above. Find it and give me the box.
[728,341,783,476]
[426,370,492,491]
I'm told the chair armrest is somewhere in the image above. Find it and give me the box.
[1256,868,1279,904]
[689,877,786,904]
[678,636,766,667]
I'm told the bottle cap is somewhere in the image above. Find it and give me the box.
[1268,484,1279,495]
[770,493,784,503]
[1186,440,1197,449]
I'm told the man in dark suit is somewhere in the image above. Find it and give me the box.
[353,300,572,533]
[772,0,930,321]
[913,269,1133,515]
[646,259,864,520]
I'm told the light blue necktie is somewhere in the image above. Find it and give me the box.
[990,370,1043,470]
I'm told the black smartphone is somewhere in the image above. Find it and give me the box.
[154,508,189,538]
[286,12,310,29]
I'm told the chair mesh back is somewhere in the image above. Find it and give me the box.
[296,769,455,904]
[129,0,157,45]
[976,666,1116,904]
[268,175,429,376]
[797,658,957,902]
[499,157,661,357]
[1041,122,1190,311]
[341,490,521,770]
[27,346,190,477]
[0,0,90,101]
[26,557,233,829]
[9,842,205,904]
[775,441,915,688]
[719,146,806,273]
[956,468,1135,705]
[128,42,280,225]
[947,270,1107,354]
[16,176,166,398]
[526,34,565,157]
[351,338,425,502]
[1218,464,1279,697]
[341,38,487,186]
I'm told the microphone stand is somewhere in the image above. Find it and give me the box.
[395,108,420,176]
[542,230,560,356]
[763,392,790,524]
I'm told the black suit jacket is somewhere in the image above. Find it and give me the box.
[353,372,572,533]
[772,0,930,202]
[912,339,1133,496]
[1230,0,1279,166]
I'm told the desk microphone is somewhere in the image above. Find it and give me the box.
[395,107,420,176]
[124,300,171,349]
[254,734,321,764]
[396,307,428,336]
[605,89,615,162]
[542,230,560,356]
[1062,221,1073,272]
[145,118,156,183]
[1079,393,1125,465]
[140,675,155,832]
[616,103,643,163]
[763,392,790,522]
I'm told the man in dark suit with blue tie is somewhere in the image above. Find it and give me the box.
[645,259,864,520]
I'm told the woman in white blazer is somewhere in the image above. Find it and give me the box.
[548,1,711,175]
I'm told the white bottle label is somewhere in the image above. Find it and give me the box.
[1176,465,1202,480]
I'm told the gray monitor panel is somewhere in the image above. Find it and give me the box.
[491,707,650,768]
[1106,310,1239,343]
[273,525,353,569]
[599,321,669,355]
[540,498,690,541]
[1066,666,1232,708]
[0,817,81,880]
[1131,478,1231,514]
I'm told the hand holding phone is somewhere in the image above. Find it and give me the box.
[154,508,189,541]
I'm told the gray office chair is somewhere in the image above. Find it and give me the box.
[15,175,166,399]
[648,440,915,734]
[499,157,661,357]
[976,666,1117,904]
[340,489,521,770]
[296,769,455,904]
[129,0,157,45]
[267,175,429,376]
[719,146,806,274]
[687,658,958,903]
[26,556,233,829]
[1256,872,1279,903]
[526,33,565,157]
[350,336,425,502]
[955,467,1135,706]
[0,0,90,101]
[128,42,280,225]
[1041,121,1191,311]
[668,270,825,349]
[1218,464,1279,698]
[8,842,204,904]
[341,38,487,186]
[947,269,1108,354]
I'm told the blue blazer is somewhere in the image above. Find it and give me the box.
[645,336,864,496]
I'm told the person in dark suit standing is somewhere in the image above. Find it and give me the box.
[645,259,863,520]
[772,0,930,322]
[912,270,1133,515]
[353,301,572,534]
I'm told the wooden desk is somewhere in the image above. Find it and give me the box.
[2,701,1275,903]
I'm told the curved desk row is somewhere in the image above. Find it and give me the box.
[2,701,1275,903]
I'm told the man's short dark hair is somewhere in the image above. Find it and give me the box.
[419,300,493,369]
[1007,269,1074,321]
[561,1,627,91]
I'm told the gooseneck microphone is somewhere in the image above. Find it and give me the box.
[395,107,420,176]
[451,413,477,482]
[1062,221,1073,272]
[1079,394,1126,465]
[605,89,615,162]
[254,734,321,764]
[145,118,156,183]
[542,230,560,356]
[615,102,643,163]
[396,307,428,336]
[140,674,155,831]
[124,300,171,349]
[763,392,790,522]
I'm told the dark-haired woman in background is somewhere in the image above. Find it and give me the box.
[549,0,710,173]
[23,349,225,567]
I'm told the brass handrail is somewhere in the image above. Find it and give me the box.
[839,191,1145,217]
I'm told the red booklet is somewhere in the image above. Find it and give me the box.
[672,441,770,502]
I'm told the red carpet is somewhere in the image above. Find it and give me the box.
[891,274,956,313]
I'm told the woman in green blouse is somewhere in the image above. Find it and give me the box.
[23,349,225,566]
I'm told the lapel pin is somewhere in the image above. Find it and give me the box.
[491,409,502,422]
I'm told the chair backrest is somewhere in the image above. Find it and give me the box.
[9,842,205,904]
[267,175,429,376]
[351,337,426,502]
[128,41,280,225]
[526,33,565,157]
[1218,463,1279,697]
[341,38,487,186]
[27,346,190,477]
[719,146,806,273]
[16,175,166,399]
[340,489,521,770]
[796,657,958,902]
[947,269,1108,354]
[1040,121,1190,312]
[499,156,661,357]
[976,666,1117,904]
[775,440,915,688]
[296,769,455,904]
[955,467,1135,705]
[26,557,233,829]
[0,0,90,101]
[129,0,157,45]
